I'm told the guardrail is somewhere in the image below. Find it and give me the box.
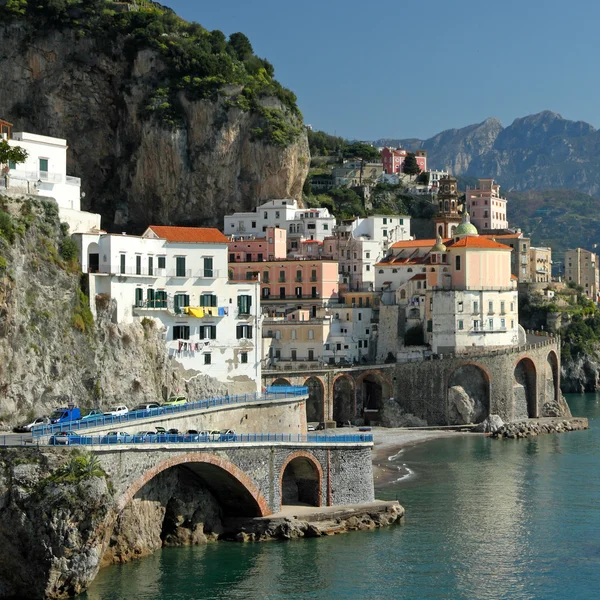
[0,432,372,447]
[31,387,309,437]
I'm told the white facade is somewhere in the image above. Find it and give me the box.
[74,226,261,391]
[428,170,449,188]
[224,199,336,249]
[465,179,509,232]
[323,306,373,365]
[427,290,519,354]
[4,131,100,233]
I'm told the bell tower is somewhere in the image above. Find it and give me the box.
[433,176,462,238]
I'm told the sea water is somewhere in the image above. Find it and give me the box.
[80,394,600,600]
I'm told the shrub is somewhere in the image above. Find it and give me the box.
[60,237,79,261]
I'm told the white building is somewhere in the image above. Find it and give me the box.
[325,215,412,291]
[3,127,100,233]
[224,199,336,252]
[74,225,261,391]
[428,169,449,189]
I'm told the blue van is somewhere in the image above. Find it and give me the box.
[50,407,82,424]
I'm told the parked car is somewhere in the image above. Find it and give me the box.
[133,431,157,442]
[50,407,82,424]
[13,416,50,433]
[104,405,129,417]
[307,424,316,432]
[218,429,237,441]
[162,395,188,407]
[81,409,104,421]
[100,431,132,444]
[49,431,80,445]
[182,429,200,442]
[132,403,161,412]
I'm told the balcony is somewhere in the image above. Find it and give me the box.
[194,269,220,279]
[167,269,192,278]
[92,266,159,277]
[66,175,81,186]
[8,169,62,183]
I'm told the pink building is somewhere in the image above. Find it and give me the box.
[228,227,287,263]
[381,148,427,174]
[465,178,508,232]
[229,259,339,305]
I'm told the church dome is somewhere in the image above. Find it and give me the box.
[432,235,447,252]
[454,213,478,236]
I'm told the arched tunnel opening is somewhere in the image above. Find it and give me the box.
[333,376,355,425]
[305,377,324,422]
[281,457,321,507]
[105,459,266,563]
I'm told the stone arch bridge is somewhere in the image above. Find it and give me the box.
[93,440,374,517]
[263,336,562,426]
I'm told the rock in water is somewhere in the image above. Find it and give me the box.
[473,414,504,433]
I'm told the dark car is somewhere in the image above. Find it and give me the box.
[13,416,50,433]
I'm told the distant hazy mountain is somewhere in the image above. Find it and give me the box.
[375,111,600,196]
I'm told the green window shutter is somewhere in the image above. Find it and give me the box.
[210,326,217,339]
[135,288,143,306]
[146,288,155,307]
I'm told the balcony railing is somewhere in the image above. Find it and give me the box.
[8,169,63,183]
[65,175,81,186]
[194,269,219,279]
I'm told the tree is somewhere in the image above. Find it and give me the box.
[0,139,28,169]
[342,142,380,162]
[402,152,421,178]
[228,32,253,61]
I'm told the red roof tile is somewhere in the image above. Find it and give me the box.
[146,226,229,244]
[449,237,512,250]
[391,238,448,249]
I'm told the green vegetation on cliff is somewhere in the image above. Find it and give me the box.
[1,0,302,146]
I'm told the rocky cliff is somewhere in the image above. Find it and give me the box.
[0,193,236,426]
[0,3,309,231]
[376,110,600,197]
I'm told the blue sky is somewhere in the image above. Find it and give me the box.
[161,0,599,140]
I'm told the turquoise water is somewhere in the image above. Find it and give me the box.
[81,394,600,600]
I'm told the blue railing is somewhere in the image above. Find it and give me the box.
[0,432,372,447]
[31,387,309,437]
[43,432,373,446]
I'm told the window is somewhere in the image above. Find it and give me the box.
[174,293,190,314]
[158,256,166,269]
[263,270,270,283]
[383,229,388,237]
[264,212,267,219]
[275,211,280,218]
[135,255,142,275]
[473,301,479,313]
[173,325,190,340]
[458,320,464,330]
[155,290,167,308]
[296,270,303,282]
[120,253,126,274]
[176,256,186,277]
[295,286,302,298]
[291,329,297,340]
[510,302,515,312]
[383,218,387,225]
[358,340,363,348]
[39,158,48,173]
[455,255,461,270]
[204,353,211,365]
[279,270,286,283]
[458,301,464,313]
[262,287,270,298]
[280,287,286,299]
[200,294,217,307]
[311,269,317,282]
[500,301,505,314]
[364,339,368,348]
[251,221,256,228]
[488,301,493,314]
[501,318,506,329]
[135,288,143,306]
[291,349,297,361]
[204,257,214,277]
[358,312,362,321]
[511,320,515,328]
[257,253,263,262]
[147,288,155,307]
[336,343,341,351]
[473,320,480,331]
[488,318,493,330]
[236,324,253,339]
[199,325,217,339]
[237,295,252,315]
[308,329,314,339]
[241,352,248,364]
[308,349,314,361]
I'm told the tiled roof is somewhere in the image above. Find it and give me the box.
[410,274,426,280]
[449,237,512,250]
[146,226,229,244]
[391,238,449,249]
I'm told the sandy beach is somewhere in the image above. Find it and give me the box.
[366,427,473,486]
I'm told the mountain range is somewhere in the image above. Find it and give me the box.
[375,111,600,197]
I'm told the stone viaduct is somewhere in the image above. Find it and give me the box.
[93,441,374,517]
[262,335,562,426]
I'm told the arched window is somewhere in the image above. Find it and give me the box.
[400,289,406,299]
[431,268,436,272]
[438,225,443,236]
[407,268,413,272]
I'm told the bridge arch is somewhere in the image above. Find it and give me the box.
[446,362,491,424]
[271,377,292,387]
[333,374,356,424]
[356,370,392,423]
[304,376,324,422]
[117,453,271,517]
[547,351,559,404]
[280,451,323,507]
[514,357,537,418]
